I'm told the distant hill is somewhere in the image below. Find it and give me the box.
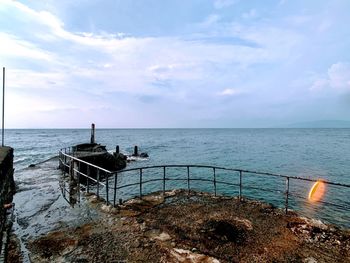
[285,120,350,128]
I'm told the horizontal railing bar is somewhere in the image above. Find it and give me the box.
[108,164,350,188]
[60,148,350,189]
[60,152,113,174]
[72,168,106,187]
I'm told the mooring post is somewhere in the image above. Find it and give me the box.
[90,123,95,144]
[115,145,119,154]
[285,177,290,214]
[134,145,138,156]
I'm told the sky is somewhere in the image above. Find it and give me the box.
[1,0,350,128]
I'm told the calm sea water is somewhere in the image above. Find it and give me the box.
[6,128,350,232]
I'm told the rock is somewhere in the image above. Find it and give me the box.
[28,164,36,168]
[168,248,220,263]
[140,152,149,158]
[153,232,171,242]
[101,204,113,213]
[303,257,318,263]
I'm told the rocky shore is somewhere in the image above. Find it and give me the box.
[9,190,350,263]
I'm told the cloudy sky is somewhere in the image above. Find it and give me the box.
[1,0,350,128]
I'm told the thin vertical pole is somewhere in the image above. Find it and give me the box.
[285,177,290,214]
[106,172,109,204]
[86,165,90,193]
[77,161,81,203]
[113,173,118,206]
[187,166,190,195]
[239,170,242,201]
[64,148,67,171]
[96,169,100,198]
[163,166,166,195]
[139,168,143,198]
[213,168,217,196]
[2,67,5,147]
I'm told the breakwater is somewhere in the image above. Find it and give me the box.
[0,147,15,262]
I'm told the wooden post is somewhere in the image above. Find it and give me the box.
[115,145,120,154]
[90,123,95,144]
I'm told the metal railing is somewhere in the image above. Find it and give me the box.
[58,147,350,227]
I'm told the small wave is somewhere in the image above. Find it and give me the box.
[127,156,149,162]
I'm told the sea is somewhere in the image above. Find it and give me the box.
[4,128,350,260]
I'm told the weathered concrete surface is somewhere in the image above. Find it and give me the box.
[0,146,15,262]
[28,190,350,263]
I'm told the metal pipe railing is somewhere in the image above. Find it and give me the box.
[58,147,350,227]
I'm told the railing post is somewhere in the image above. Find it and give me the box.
[239,170,242,201]
[213,168,217,196]
[86,165,90,193]
[163,166,166,195]
[77,161,81,203]
[187,166,190,195]
[285,177,290,214]
[96,169,100,198]
[106,172,109,205]
[113,173,118,206]
[64,148,67,167]
[139,168,143,198]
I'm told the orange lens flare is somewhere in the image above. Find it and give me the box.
[308,180,326,202]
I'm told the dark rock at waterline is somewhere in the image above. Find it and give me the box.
[78,152,127,172]
[140,152,149,158]
[28,164,36,168]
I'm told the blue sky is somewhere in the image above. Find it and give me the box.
[1,0,350,128]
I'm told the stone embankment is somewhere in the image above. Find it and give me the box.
[0,147,15,262]
[26,190,350,263]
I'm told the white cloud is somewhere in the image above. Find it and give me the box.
[310,62,350,92]
[310,78,328,91]
[0,33,54,61]
[218,88,242,96]
[328,62,350,90]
